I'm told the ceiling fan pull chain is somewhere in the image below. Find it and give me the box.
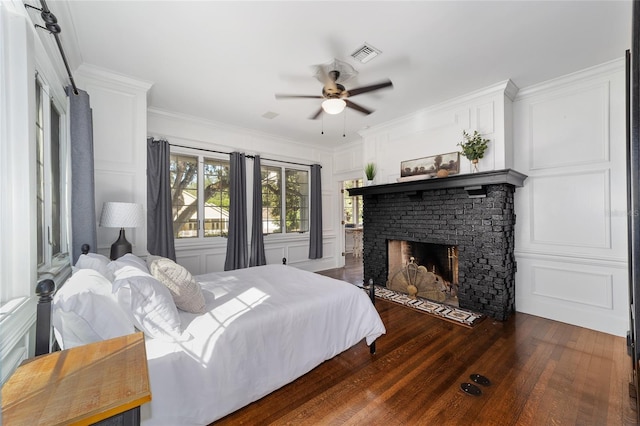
[343,109,347,138]
[321,112,324,135]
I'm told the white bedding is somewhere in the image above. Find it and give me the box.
[140,264,386,425]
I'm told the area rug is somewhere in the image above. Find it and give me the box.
[366,285,485,328]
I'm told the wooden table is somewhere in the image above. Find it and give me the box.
[2,332,151,426]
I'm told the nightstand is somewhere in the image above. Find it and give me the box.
[2,332,151,425]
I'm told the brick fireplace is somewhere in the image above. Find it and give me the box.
[349,169,527,321]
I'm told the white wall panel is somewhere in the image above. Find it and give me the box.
[530,83,609,170]
[76,65,151,257]
[514,59,627,336]
[531,265,613,309]
[529,171,610,248]
[176,254,203,276]
[516,255,627,336]
[265,246,286,265]
[287,243,311,264]
[322,191,334,233]
[360,80,514,183]
[205,252,227,274]
[89,88,137,169]
[476,102,495,134]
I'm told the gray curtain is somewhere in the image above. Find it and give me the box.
[249,155,266,266]
[309,164,323,259]
[147,138,176,261]
[67,87,97,264]
[224,152,248,270]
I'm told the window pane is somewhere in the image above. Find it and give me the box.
[261,166,282,234]
[285,169,309,233]
[35,81,45,266]
[170,154,199,238]
[203,158,230,237]
[50,103,61,256]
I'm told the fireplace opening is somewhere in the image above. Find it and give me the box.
[387,240,459,306]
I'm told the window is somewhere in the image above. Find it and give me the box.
[261,164,309,235]
[343,179,363,226]
[170,151,230,239]
[35,77,66,273]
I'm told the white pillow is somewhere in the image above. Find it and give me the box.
[110,253,149,274]
[52,269,135,349]
[112,265,187,341]
[147,257,206,314]
[74,253,114,281]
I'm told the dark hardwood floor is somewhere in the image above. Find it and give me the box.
[214,255,638,425]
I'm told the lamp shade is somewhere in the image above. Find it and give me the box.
[322,98,346,115]
[99,202,144,228]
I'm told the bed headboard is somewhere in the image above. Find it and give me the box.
[34,244,91,356]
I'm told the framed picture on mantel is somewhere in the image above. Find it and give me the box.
[400,152,460,178]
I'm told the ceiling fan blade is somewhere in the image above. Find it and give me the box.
[346,79,393,97]
[309,107,324,120]
[275,94,323,99]
[345,99,373,115]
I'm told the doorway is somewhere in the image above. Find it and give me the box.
[342,179,364,272]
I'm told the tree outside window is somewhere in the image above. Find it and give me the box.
[170,152,230,239]
[261,165,309,235]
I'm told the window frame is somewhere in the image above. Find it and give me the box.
[34,73,69,279]
[170,146,231,245]
[261,160,311,237]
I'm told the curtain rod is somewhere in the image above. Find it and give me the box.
[168,142,320,168]
[26,0,79,95]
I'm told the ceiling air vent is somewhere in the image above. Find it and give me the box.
[351,43,381,64]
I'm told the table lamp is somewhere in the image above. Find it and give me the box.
[99,202,144,260]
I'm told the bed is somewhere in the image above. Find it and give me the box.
[42,252,385,425]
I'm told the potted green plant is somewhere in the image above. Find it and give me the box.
[364,162,376,185]
[458,130,490,172]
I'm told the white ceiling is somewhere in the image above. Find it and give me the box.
[48,0,631,147]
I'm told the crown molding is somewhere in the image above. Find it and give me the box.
[358,79,517,138]
[75,63,153,93]
[515,57,624,101]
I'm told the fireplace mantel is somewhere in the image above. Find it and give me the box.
[349,169,527,198]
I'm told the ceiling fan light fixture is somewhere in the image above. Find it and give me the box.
[322,99,346,115]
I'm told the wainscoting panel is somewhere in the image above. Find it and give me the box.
[476,102,495,134]
[174,235,337,276]
[516,255,627,336]
[265,246,286,265]
[176,253,205,276]
[286,243,312,264]
[531,264,613,309]
[529,82,609,170]
[89,87,138,170]
[513,60,627,336]
[529,170,610,249]
[322,190,334,233]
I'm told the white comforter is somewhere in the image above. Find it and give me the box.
[141,264,386,425]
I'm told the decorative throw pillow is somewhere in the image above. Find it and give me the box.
[148,257,206,314]
[112,265,187,341]
[52,269,135,349]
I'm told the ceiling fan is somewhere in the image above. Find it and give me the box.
[275,59,393,119]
